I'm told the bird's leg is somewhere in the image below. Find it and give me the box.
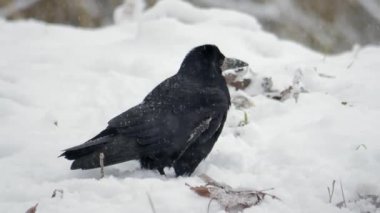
[157,168,166,176]
[99,152,105,179]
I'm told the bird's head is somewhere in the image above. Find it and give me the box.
[179,44,248,82]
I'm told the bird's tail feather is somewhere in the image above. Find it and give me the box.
[60,135,113,160]
[65,135,140,170]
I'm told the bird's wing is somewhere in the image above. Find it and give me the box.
[172,86,229,158]
[107,103,175,146]
[186,117,213,143]
[108,85,229,144]
[173,113,226,176]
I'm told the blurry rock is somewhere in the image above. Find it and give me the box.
[0,0,159,27]
[145,0,157,7]
[0,0,12,7]
[187,0,380,53]
[5,0,123,28]
[2,0,379,53]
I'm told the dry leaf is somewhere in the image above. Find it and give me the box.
[224,73,251,90]
[25,203,38,213]
[186,184,211,197]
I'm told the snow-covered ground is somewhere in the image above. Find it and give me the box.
[0,0,379,212]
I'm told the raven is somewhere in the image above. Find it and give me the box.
[60,44,248,176]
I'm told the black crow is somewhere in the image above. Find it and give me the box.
[60,44,248,176]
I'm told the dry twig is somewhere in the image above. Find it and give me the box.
[327,180,336,203]
[146,192,157,213]
[51,189,64,198]
[339,180,347,208]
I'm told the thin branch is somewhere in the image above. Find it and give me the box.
[339,180,347,208]
[327,180,336,203]
[146,192,157,213]
[346,45,361,70]
[207,198,215,213]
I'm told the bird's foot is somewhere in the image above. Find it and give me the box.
[157,168,166,176]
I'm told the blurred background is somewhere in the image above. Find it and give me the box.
[1,0,379,54]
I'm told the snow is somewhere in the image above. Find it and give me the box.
[0,0,379,212]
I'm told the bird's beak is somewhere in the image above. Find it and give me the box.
[221,57,249,72]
